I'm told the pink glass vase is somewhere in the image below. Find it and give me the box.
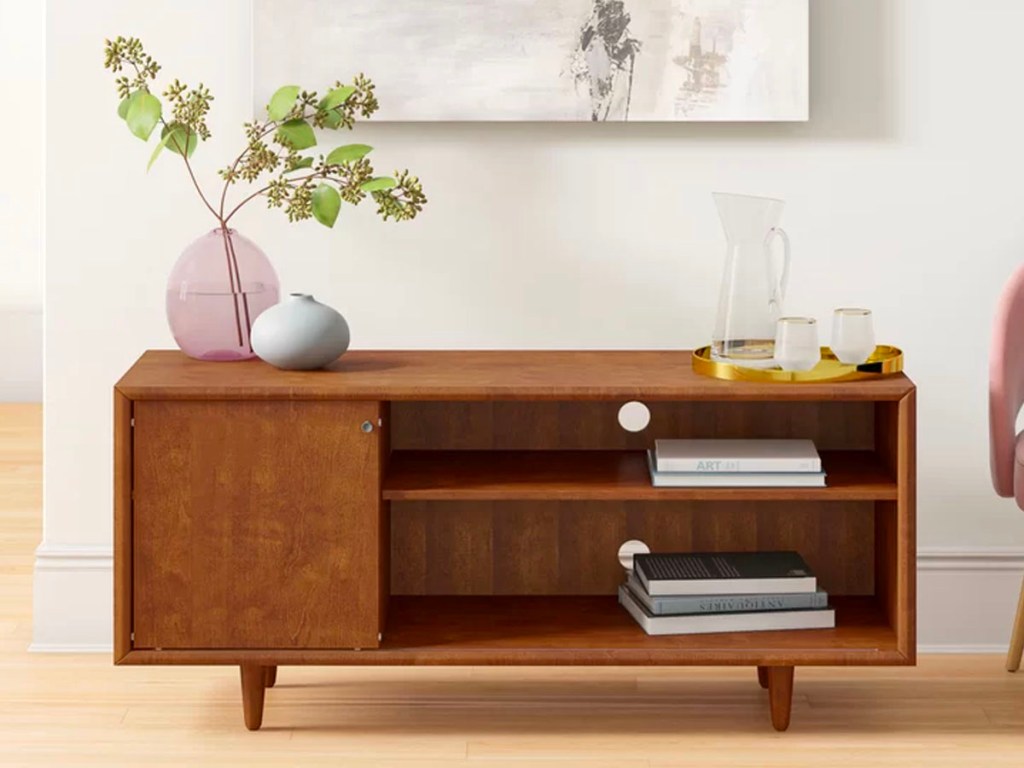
[166,228,280,361]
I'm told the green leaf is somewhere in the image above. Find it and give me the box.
[318,85,356,112]
[267,85,300,121]
[117,91,140,120]
[360,176,397,192]
[125,91,161,140]
[276,119,317,150]
[311,184,341,228]
[326,143,373,165]
[146,130,174,171]
[322,109,343,130]
[161,123,198,158]
[287,156,315,171]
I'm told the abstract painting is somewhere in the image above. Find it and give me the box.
[253,0,808,122]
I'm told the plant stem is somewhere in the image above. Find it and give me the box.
[218,108,325,223]
[225,231,254,352]
[217,121,277,220]
[218,227,246,348]
[180,141,221,222]
[163,122,249,349]
[164,122,221,223]
[222,170,328,225]
[223,188,270,225]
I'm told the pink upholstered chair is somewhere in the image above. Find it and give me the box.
[990,264,1024,671]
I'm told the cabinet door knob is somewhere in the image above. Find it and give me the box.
[360,421,374,434]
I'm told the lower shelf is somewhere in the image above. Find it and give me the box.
[376,595,900,665]
[123,595,905,667]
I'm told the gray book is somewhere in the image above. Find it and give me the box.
[627,573,828,615]
[619,584,835,636]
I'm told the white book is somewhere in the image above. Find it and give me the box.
[618,584,835,636]
[654,439,821,473]
[647,452,826,488]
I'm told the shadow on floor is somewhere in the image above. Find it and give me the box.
[243,672,1022,735]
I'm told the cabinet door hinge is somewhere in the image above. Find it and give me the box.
[130,417,135,428]
[130,631,135,643]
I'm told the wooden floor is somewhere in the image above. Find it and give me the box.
[2,403,1023,766]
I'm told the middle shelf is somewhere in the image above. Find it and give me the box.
[382,450,897,502]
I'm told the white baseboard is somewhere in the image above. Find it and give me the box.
[0,306,42,402]
[28,546,1024,654]
[30,544,112,653]
[29,643,114,653]
[917,548,1024,653]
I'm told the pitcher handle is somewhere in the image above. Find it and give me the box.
[765,226,791,312]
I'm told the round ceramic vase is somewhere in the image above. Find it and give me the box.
[251,293,350,370]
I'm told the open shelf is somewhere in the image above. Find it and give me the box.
[124,595,902,667]
[383,450,896,502]
[371,595,900,665]
[115,351,916,732]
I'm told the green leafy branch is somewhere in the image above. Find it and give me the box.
[103,36,426,230]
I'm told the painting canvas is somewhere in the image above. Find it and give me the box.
[253,0,809,122]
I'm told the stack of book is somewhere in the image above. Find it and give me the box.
[647,439,826,487]
[618,551,835,636]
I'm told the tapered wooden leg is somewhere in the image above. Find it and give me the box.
[264,666,277,688]
[240,664,267,731]
[757,666,769,689]
[1007,576,1024,672]
[766,666,794,731]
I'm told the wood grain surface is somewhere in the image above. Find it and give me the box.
[110,349,915,731]
[113,389,133,662]
[239,664,267,731]
[120,595,901,667]
[391,400,877,450]
[383,450,895,501]
[131,400,384,650]
[767,666,795,730]
[8,403,998,765]
[116,350,915,402]
[390,500,875,596]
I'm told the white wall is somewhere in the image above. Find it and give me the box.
[37,0,1024,648]
[0,0,43,400]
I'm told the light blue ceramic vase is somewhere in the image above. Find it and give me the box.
[250,293,350,370]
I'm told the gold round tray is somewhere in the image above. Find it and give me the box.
[692,345,903,383]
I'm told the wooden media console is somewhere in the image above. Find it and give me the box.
[114,350,916,731]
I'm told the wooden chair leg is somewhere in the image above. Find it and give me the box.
[240,664,267,731]
[1007,575,1024,672]
[766,666,794,731]
[757,666,769,689]
[264,666,278,688]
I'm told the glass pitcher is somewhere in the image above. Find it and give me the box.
[710,193,791,367]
